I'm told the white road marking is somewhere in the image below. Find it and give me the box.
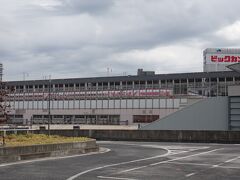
[118,148,195,174]
[98,176,138,180]
[180,154,240,178]
[225,156,240,163]
[157,146,209,151]
[170,162,240,170]
[138,145,208,150]
[99,142,170,150]
[185,173,195,177]
[169,150,188,155]
[66,145,212,180]
[211,156,240,168]
[217,166,240,169]
[168,162,212,167]
[98,142,209,151]
[0,148,111,168]
[151,148,223,166]
[119,165,148,173]
[100,141,209,156]
[168,156,240,169]
[120,148,223,173]
[66,147,171,180]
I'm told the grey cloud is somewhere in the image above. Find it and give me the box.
[1,0,240,81]
[58,0,114,15]
[25,0,114,16]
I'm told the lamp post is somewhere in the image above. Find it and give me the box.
[48,76,51,136]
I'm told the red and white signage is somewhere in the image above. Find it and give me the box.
[205,54,240,64]
[203,48,240,72]
[210,55,240,63]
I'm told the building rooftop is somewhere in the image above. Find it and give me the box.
[5,70,240,86]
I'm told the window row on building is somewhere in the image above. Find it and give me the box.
[31,114,121,125]
[8,98,187,110]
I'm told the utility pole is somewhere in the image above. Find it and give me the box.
[48,75,51,136]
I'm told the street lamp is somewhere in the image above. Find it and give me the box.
[48,76,51,136]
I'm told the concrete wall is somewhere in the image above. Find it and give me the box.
[141,97,228,130]
[34,129,240,143]
[0,140,98,164]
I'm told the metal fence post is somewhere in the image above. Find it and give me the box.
[3,130,6,146]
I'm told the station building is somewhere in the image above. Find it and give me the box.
[3,48,240,130]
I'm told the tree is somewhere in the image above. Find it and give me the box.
[0,82,12,124]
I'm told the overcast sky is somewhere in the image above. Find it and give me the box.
[1,0,240,81]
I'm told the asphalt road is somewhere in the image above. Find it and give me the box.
[0,141,240,180]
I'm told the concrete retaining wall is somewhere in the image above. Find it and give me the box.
[35,130,240,144]
[0,139,98,164]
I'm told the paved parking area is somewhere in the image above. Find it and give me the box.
[0,141,240,179]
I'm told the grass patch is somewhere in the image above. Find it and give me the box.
[0,134,90,147]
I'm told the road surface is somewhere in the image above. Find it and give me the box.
[0,141,240,179]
